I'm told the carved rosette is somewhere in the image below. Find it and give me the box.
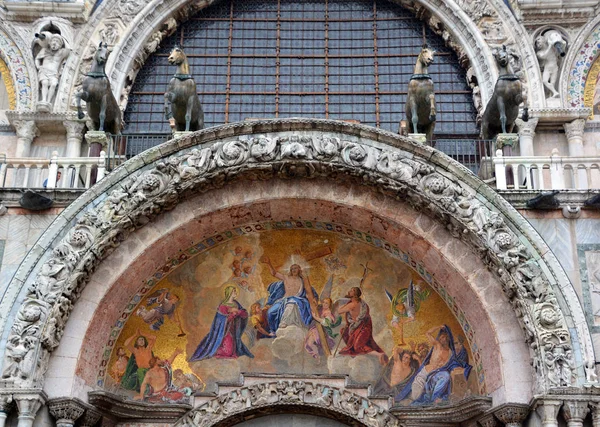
[0,123,580,394]
[176,381,402,427]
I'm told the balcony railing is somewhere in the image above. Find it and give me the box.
[493,150,600,190]
[0,151,106,189]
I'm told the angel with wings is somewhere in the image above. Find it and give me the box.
[304,275,342,360]
[386,280,430,344]
[136,288,185,336]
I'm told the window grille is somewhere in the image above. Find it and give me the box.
[124,0,478,138]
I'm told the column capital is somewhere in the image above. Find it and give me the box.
[14,390,46,424]
[516,117,539,137]
[493,403,530,427]
[48,398,85,426]
[12,121,39,141]
[79,406,102,427]
[62,120,86,138]
[534,399,562,427]
[0,393,13,414]
[478,412,499,427]
[563,400,590,423]
[563,119,586,140]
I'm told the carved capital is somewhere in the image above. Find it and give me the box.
[14,391,46,425]
[63,120,86,140]
[495,133,519,150]
[515,117,539,138]
[79,406,102,427]
[478,412,499,427]
[494,404,529,427]
[12,121,39,141]
[563,119,585,141]
[48,398,85,426]
[0,393,13,414]
[563,401,590,424]
[535,399,561,427]
[84,130,110,148]
[590,402,600,427]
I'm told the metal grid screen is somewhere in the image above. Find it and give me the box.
[124,0,478,136]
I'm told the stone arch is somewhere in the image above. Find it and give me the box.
[0,24,35,110]
[0,119,590,402]
[56,0,544,115]
[174,380,395,427]
[562,16,600,108]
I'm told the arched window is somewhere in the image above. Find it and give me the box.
[124,0,478,138]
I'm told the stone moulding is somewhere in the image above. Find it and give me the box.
[0,118,592,397]
[175,380,401,427]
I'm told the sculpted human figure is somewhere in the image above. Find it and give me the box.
[35,33,70,105]
[535,34,561,99]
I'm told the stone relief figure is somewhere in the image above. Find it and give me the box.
[481,45,525,140]
[405,44,437,143]
[535,30,567,99]
[164,46,204,132]
[34,32,70,108]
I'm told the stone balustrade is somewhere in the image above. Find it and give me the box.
[0,151,105,189]
[493,149,600,190]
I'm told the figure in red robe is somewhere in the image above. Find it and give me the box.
[338,287,387,364]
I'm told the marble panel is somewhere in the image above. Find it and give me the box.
[579,244,600,333]
[575,219,600,244]
[527,218,576,284]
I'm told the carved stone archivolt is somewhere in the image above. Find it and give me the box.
[176,381,401,427]
[0,119,590,397]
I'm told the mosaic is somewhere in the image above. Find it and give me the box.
[568,23,600,108]
[584,57,600,120]
[0,28,32,110]
[101,221,484,406]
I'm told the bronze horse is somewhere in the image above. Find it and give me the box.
[75,42,122,134]
[164,46,204,132]
[406,45,436,144]
[481,45,525,140]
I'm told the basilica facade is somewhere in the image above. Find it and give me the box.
[1,0,600,426]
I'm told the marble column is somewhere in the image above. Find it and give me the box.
[0,394,13,427]
[535,400,562,427]
[63,120,86,158]
[48,398,85,427]
[563,401,590,427]
[563,119,588,189]
[494,404,529,427]
[563,119,586,157]
[14,392,45,427]
[515,117,538,157]
[13,121,38,158]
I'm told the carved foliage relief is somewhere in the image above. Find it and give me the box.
[0,127,579,397]
[100,224,481,404]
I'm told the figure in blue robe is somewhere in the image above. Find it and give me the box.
[395,325,472,405]
[266,280,317,333]
[189,286,254,362]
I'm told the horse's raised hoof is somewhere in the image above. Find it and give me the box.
[429,114,436,122]
[77,111,85,120]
